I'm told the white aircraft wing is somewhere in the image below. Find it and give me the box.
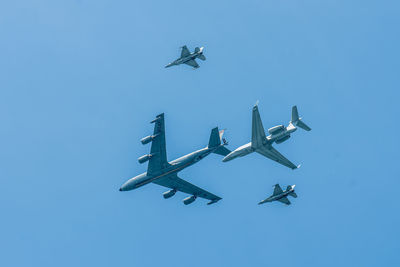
[278,196,291,205]
[180,45,191,57]
[147,113,171,175]
[256,146,298,170]
[184,59,199,68]
[273,184,283,195]
[251,104,267,148]
[153,174,221,204]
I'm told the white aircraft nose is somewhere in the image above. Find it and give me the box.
[222,153,234,162]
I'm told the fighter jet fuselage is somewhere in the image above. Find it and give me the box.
[167,53,197,67]
[165,46,206,68]
[259,184,297,205]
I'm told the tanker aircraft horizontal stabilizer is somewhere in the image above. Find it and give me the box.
[258,184,297,205]
[120,113,230,205]
[165,45,206,69]
[222,104,311,169]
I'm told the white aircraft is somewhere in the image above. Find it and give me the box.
[222,104,311,169]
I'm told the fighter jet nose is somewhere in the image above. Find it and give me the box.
[119,188,123,191]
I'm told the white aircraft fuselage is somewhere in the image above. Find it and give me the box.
[223,123,297,162]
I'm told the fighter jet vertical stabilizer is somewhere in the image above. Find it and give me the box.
[258,184,297,205]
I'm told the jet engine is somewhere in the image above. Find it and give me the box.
[268,125,285,135]
[163,189,176,199]
[183,195,197,205]
[140,135,154,145]
[138,154,152,164]
[275,135,290,144]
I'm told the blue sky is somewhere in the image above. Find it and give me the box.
[1,0,399,266]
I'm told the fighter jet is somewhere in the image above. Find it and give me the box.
[119,113,230,205]
[165,45,206,69]
[222,104,311,169]
[258,184,297,205]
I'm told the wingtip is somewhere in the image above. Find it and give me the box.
[207,198,221,205]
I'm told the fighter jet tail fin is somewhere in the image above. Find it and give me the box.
[198,54,206,61]
[288,192,298,198]
[291,106,311,131]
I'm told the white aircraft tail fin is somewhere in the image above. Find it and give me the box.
[291,106,311,131]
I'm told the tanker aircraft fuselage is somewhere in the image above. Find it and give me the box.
[121,147,214,191]
[119,113,230,205]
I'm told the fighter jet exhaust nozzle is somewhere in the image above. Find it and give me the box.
[163,189,177,199]
[183,195,197,205]
[138,154,152,164]
[291,106,311,131]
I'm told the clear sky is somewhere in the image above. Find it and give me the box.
[1,0,399,266]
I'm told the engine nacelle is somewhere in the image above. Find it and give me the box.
[183,195,197,205]
[138,154,152,164]
[275,135,290,144]
[163,189,176,199]
[268,125,285,135]
[140,135,154,145]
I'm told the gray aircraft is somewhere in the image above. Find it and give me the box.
[119,113,230,205]
[222,104,311,169]
[258,184,297,205]
[165,45,206,69]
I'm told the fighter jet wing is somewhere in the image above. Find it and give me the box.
[147,113,171,175]
[153,174,222,204]
[184,59,199,68]
[256,146,298,170]
[273,184,283,195]
[180,45,191,57]
[277,196,291,205]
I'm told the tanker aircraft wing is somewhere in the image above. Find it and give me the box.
[256,146,298,170]
[184,59,199,68]
[153,174,222,205]
[148,113,171,175]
